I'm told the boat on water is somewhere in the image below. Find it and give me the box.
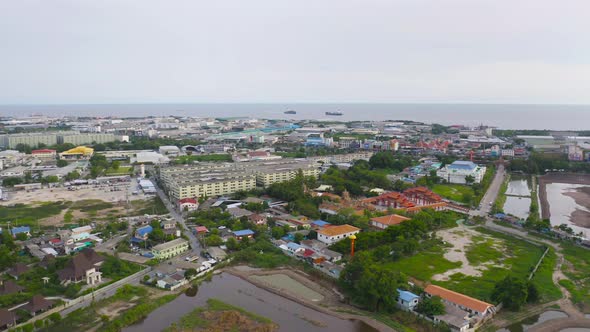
[284,110,297,114]
[325,111,343,116]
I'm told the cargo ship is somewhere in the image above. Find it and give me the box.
[284,110,297,114]
[325,111,343,116]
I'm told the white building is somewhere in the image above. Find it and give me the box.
[437,161,486,185]
[159,146,181,157]
[316,224,360,245]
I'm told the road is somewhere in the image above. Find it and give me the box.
[471,163,506,217]
[151,178,202,256]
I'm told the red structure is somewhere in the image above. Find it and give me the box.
[350,235,356,257]
[403,187,443,205]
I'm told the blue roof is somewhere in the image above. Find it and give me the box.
[130,237,145,243]
[448,161,478,170]
[233,229,255,237]
[397,289,420,302]
[494,213,506,219]
[136,225,153,237]
[312,220,330,227]
[11,226,31,235]
[286,242,302,250]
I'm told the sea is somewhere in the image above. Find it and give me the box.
[1,103,589,130]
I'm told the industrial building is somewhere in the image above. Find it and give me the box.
[159,159,320,201]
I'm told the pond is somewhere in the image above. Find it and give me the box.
[503,196,531,219]
[123,273,378,332]
[545,183,590,235]
[506,177,531,197]
[497,310,568,332]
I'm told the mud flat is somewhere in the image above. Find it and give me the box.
[539,173,590,234]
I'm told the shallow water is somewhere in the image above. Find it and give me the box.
[545,183,590,235]
[497,310,568,332]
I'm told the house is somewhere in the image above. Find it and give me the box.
[0,309,17,330]
[433,302,471,332]
[152,238,189,260]
[227,207,253,219]
[178,198,199,211]
[38,254,56,270]
[161,220,177,235]
[11,226,31,238]
[194,226,209,235]
[7,263,30,280]
[248,213,267,225]
[0,280,24,296]
[424,285,496,318]
[22,295,54,316]
[319,248,342,262]
[31,149,57,160]
[57,249,105,285]
[156,271,187,291]
[310,220,331,230]
[70,225,93,242]
[316,224,360,245]
[397,289,420,311]
[232,229,255,241]
[370,214,411,230]
[134,225,153,242]
[285,242,305,255]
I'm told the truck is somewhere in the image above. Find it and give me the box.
[185,255,199,262]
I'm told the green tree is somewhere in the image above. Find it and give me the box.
[205,235,223,247]
[527,282,539,303]
[226,237,239,251]
[1,177,23,187]
[57,159,68,167]
[415,296,445,316]
[294,233,304,244]
[271,226,286,239]
[465,175,476,185]
[185,268,198,279]
[492,276,528,311]
[111,161,121,170]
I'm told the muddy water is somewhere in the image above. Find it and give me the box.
[123,273,378,332]
[497,310,568,332]
[504,177,531,219]
[545,183,590,235]
[506,177,531,197]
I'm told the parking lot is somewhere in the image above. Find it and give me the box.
[0,178,150,205]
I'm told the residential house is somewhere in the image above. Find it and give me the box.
[227,207,253,219]
[22,295,54,316]
[57,249,105,285]
[310,220,331,230]
[178,198,199,211]
[194,226,209,235]
[161,220,177,235]
[285,242,305,255]
[397,289,420,311]
[0,280,24,296]
[232,229,255,241]
[152,238,189,260]
[0,309,17,330]
[10,226,31,238]
[70,225,92,243]
[316,224,360,245]
[248,213,267,225]
[424,285,496,318]
[370,214,411,230]
[319,248,342,262]
[7,263,29,280]
[133,225,153,243]
[433,302,471,332]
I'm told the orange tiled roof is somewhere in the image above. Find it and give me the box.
[425,285,493,313]
[370,214,411,226]
[317,224,360,237]
[404,202,447,213]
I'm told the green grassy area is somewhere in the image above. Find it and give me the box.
[531,248,562,302]
[0,201,69,226]
[435,228,546,302]
[386,244,462,281]
[130,196,169,215]
[432,184,474,203]
[560,243,590,311]
[105,166,133,175]
[465,235,504,265]
[70,199,115,212]
[492,176,510,214]
[164,298,274,332]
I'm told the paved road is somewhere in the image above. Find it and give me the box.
[151,178,202,256]
[471,164,506,217]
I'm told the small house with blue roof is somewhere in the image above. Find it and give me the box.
[397,289,420,311]
[11,226,31,238]
[134,225,153,242]
[311,220,331,230]
[232,229,255,241]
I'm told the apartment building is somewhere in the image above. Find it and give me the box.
[152,238,189,260]
[58,133,117,145]
[0,131,117,149]
[160,159,320,200]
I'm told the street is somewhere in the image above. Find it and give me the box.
[471,163,506,217]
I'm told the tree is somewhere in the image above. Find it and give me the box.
[57,159,68,167]
[1,177,23,187]
[465,175,475,185]
[111,161,121,170]
[492,276,528,311]
[271,226,286,239]
[185,268,198,279]
[294,233,304,244]
[415,296,445,316]
[205,235,223,247]
[43,175,59,184]
[15,232,28,241]
[527,282,539,303]
[226,237,239,251]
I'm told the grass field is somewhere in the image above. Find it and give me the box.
[531,248,562,302]
[560,243,590,312]
[435,228,546,302]
[465,235,504,265]
[0,201,69,225]
[105,166,133,175]
[130,196,169,215]
[432,184,474,203]
[386,243,462,282]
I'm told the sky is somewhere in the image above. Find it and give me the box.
[1,0,589,104]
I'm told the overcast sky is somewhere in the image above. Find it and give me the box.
[1,0,589,104]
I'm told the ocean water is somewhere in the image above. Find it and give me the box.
[1,103,589,130]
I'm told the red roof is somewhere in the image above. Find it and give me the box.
[179,198,197,204]
[248,151,270,157]
[49,238,61,244]
[195,226,208,233]
[303,249,315,257]
[32,149,56,154]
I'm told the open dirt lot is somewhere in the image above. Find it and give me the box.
[433,225,505,281]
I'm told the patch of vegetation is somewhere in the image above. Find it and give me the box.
[560,243,590,311]
[131,196,168,215]
[70,199,115,212]
[491,176,510,214]
[465,236,503,265]
[386,245,461,281]
[0,201,69,225]
[105,166,133,175]
[530,248,561,303]
[432,184,475,204]
[173,154,232,164]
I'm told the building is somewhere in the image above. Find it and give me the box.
[424,285,496,318]
[436,161,487,184]
[0,309,17,330]
[370,214,411,230]
[58,133,117,145]
[316,224,360,245]
[7,263,29,279]
[31,149,57,160]
[178,198,199,211]
[0,133,59,149]
[248,213,267,225]
[70,225,92,242]
[159,145,181,157]
[131,151,170,164]
[139,179,156,194]
[10,226,31,238]
[22,295,55,316]
[232,229,255,241]
[57,249,105,285]
[152,238,189,259]
[134,225,153,242]
[0,280,24,296]
[397,289,420,311]
[159,159,319,200]
[59,146,94,160]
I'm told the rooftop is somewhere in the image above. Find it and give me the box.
[317,224,360,237]
[152,238,188,251]
[425,285,493,313]
[371,214,411,226]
